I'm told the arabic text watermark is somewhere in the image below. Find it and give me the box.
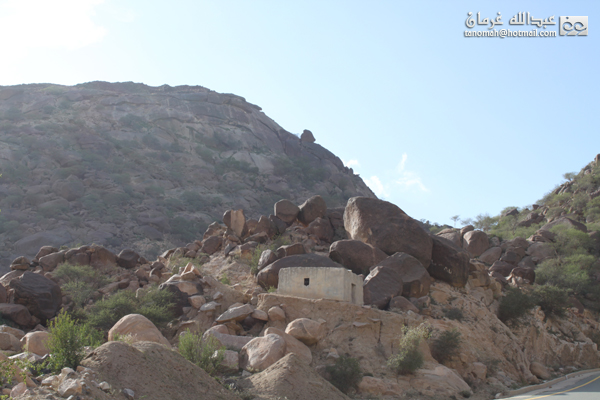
[464,12,588,38]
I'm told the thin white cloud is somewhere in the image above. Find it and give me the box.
[396,153,407,173]
[365,175,390,198]
[344,159,360,168]
[0,0,107,51]
[395,153,429,192]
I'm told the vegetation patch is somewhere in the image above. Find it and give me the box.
[387,324,431,375]
[325,355,362,394]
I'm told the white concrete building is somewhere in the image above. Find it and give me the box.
[278,267,364,305]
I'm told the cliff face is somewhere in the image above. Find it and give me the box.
[0,81,374,266]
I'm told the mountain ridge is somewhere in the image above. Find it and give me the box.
[0,81,375,269]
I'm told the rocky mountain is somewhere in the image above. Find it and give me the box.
[0,82,374,268]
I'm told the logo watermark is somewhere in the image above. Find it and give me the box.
[559,16,588,36]
[464,12,588,38]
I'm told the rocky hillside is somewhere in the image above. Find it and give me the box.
[1,191,599,400]
[0,82,374,269]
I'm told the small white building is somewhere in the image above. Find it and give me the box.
[278,267,364,305]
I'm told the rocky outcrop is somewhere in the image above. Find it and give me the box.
[428,236,470,288]
[8,272,62,322]
[373,253,431,298]
[240,354,349,400]
[328,239,388,275]
[297,196,327,226]
[344,197,433,267]
[462,230,489,257]
[107,314,171,347]
[239,333,287,371]
[81,341,240,400]
[363,265,404,309]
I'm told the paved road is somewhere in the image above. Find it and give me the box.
[507,371,600,400]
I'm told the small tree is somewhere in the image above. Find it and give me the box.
[178,330,225,376]
[498,287,536,323]
[430,329,462,364]
[450,215,460,228]
[388,324,431,375]
[46,311,103,373]
[532,285,569,318]
[326,355,362,394]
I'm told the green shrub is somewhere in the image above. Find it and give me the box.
[387,324,431,375]
[249,247,262,276]
[536,255,593,292]
[532,285,569,318]
[551,226,594,256]
[498,287,536,323]
[430,329,462,364]
[46,311,103,373]
[54,263,110,308]
[87,286,175,332]
[443,307,464,321]
[325,355,362,394]
[219,273,231,285]
[178,330,225,376]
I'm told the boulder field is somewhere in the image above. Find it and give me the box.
[0,194,599,399]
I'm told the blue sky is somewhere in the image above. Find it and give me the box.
[1,1,598,226]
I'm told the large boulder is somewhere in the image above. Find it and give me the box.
[363,266,404,309]
[9,272,62,322]
[0,304,32,327]
[526,242,555,261]
[223,209,248,238]
[539,217,587,233]
[264,327,312,364]
[478,247,502,264]
[285,318,326,346]
[34,246,58,262]
[89,245,117,269]
[275,243,306,259]
[240,354,350,400]
[203,325,254,351]
[39,251,66,271]
[200,236,222,255]
[374,253,431,298]
[10,256,30,271]
[239,333,287,372]
[81,341,240,400]
[116,249,140,269]
[437,230,462,248]
[428,236,470,288]
[258,250,278,271]
[530,361,551,380]
[274,200,300,225]
[301,129,316,143]
[489,261,515,277]
[297,195,327,226]
[108,314,170,347]
[344,197,432,268]
[21,331,50,356]
[328,239,388,275]
[158,282,192,317]
[307,217,334,243]
[256,254,344,289]
[509,267,535,284]
[216,304,254,324]
[254,216,277,239]
[462,230,489,257]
